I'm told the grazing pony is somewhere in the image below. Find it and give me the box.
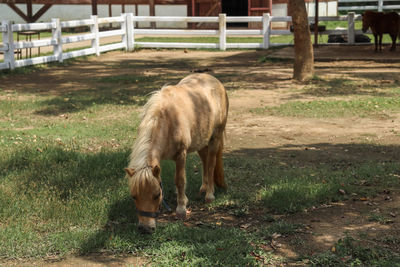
[362,11,400,52]
[125,73,229,234]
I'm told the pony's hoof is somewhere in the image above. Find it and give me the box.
[176,211,187,220]
[205,194,215,203]
[176,207,187,220]
[198,185,207,195]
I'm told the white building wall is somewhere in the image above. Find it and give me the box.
[272,4,287,28]
[0,4,187,27]
[1,2,337,27]
[306,2,338,17]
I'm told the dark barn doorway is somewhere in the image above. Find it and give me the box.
[222,0,248,27]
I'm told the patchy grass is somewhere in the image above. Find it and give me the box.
[1,53,400,266]
[251,77,400,118]
[268,97,400,118]
[310,233,400,266]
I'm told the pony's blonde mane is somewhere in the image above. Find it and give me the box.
[127,90,164,193]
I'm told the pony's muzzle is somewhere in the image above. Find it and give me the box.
[138,224,156,234]
[138,218,156,234]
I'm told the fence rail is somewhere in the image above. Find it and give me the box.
[338,0,400,11]
[0,12,381,71]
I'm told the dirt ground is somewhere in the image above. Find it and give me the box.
[1,45,400,266]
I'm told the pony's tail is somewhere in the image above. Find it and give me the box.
[214,135,227,189]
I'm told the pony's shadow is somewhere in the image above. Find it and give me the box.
[79,196,140,254]
[78,156,226,258]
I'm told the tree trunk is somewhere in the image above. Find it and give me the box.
[289,0,314,81]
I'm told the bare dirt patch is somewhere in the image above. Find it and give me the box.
[1,46,400,265]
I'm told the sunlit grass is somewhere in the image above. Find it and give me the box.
[1,53,400,265]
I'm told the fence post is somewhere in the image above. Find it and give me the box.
[347,12,355,45]
[52,18,63,62]
[378,0,383,11]
[262,13,271,49]
[90,15,100,56]
[121,14,127,51]
[2,20,15,69]
[123,13,134,51]
[219,13,226,51]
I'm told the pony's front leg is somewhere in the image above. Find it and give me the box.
[374,34,378,52]
[390,34,396,51]
[175,151,188,219]
[379,34,383,51]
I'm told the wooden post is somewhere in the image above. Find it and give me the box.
[52,18,63,62]
[27,0,33,22]
[149,0,156,29]
[2,20,15,69]
[188,0,195,29]
[314,0,319,46]
[109,4,113,28]
[135,5,139,28]
[219,13,226,51]
[91,0,98,15]
[262,13,271,49]
[347,12,355,45]
[90,15,100,56]
[123,13,135,51]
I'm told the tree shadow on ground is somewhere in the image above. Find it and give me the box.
[74,141,400,264]
[1,48,399,112]
[3,140,399,263]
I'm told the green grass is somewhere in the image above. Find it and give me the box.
[252,77,400,118]
[310,233,400,266]
[1,59,400,265]
[268,97,400,118]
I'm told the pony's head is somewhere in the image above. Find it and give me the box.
[362,11,372,33]
[125,165,163,234]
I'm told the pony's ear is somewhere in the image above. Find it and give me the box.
[124,168,136,177]
[152,165,161,177]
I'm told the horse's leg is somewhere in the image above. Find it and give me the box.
[379,33,383,51]
[197,146,208,194]
[175,151,188,219]
[374,34,378,52]
[213,137,227,189]
[390,34,396,51]
[204,136,221,203]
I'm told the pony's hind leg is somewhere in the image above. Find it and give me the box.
[198,146,208,195]
[174,151,188,219]
[204,136,222,203]
[214,138,227,189]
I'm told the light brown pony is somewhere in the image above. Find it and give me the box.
[125,73,229,234]
[362,11,400,52]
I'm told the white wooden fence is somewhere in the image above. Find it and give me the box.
[338,0,400,12]
[0,12,370,70]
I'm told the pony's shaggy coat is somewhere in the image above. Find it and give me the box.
[125,73,229,232]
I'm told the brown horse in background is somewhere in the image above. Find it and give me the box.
[362,11,400,52]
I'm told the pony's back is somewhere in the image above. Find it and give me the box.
[158,73,228,154]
